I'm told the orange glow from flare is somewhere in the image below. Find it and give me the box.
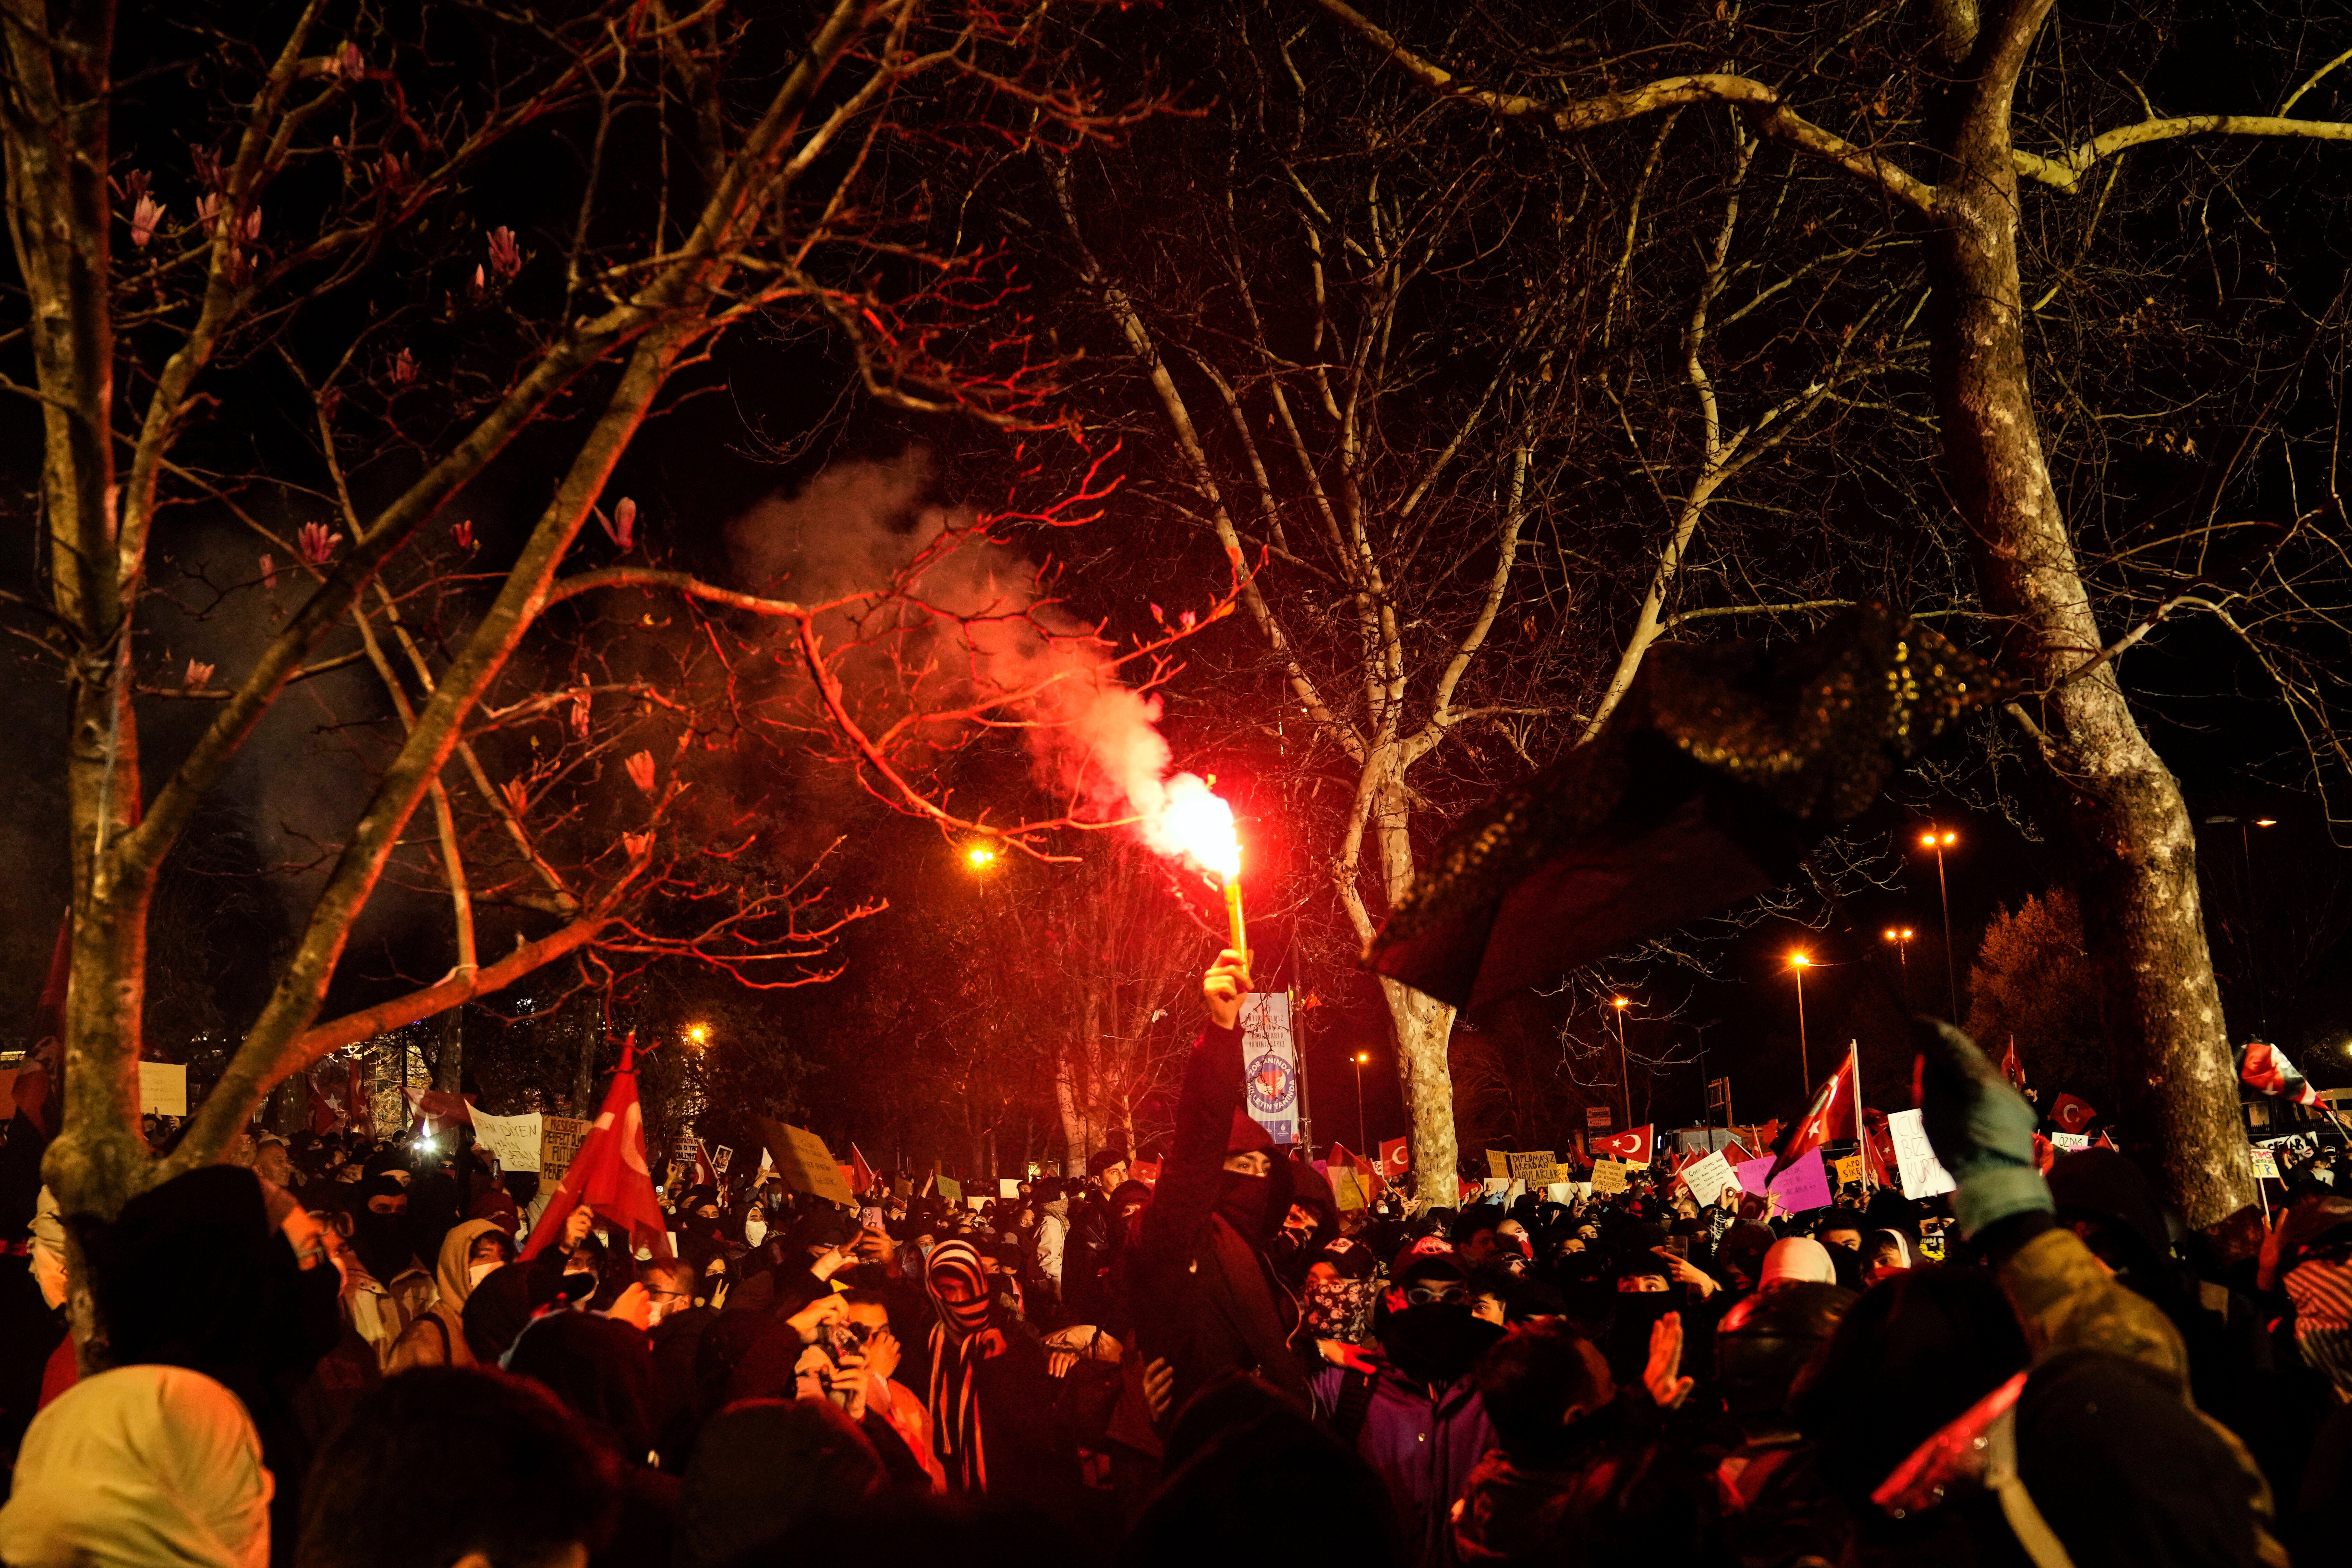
[1159,782,1241,882]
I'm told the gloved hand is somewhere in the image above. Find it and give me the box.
[1914,1016,2052,1240]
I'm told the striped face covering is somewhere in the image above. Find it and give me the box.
[924,1239,1003,1490]
[2288,1258,2352,1392]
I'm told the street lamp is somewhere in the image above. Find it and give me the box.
[964,843,999,871]
[1611,997,1635,1129]
[1789,953,1813,1091]
[1918,828,1960,1017]
[2204,814,2278,1031]
[1883,926,1916,1004]
[1352,1051,1371,1153]
[684,1022,710,1047]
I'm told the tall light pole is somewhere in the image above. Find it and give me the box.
[1789,953,1813,1092]
[1919,828,1960,1017]
[1352,1051,1371,1153]
[2205,814,2278,1033]
[1882,926,1916,1006]
[1611,997,1634,1128]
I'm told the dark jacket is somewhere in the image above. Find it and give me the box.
[1130,1022,1311,1420]
[1314,1353,1497,1568]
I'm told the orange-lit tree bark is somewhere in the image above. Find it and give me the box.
[1309,0,2352,1225]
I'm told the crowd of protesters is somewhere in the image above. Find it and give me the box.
[0,948,2346,1567]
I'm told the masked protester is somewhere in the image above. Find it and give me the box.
[1129,951,1314,1424]
[388,1219,512,1370]
[908,1237,1075,1514]
[1312,1254,1502,1568]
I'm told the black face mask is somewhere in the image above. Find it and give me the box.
[1216,1171,1271,1237]
[351,1209,412,1283]
[1381,1303,1503,1387]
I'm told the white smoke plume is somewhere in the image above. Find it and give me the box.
[726,454,1232,870]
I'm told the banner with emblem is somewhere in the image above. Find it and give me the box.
[1239,991,1300,1146]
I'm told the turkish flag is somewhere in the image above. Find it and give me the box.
[849,1144,879,1197]
[1379,1137,1411,1179]
[345,1059,371,1141]
[1999,1038,2027,1091]
[1770,1047,1858,1180]
[1592,1125,1653,1164]
[2241,1041,2322,1107]
[2050,1093,2098,1135]
[691,1138,719,1189]
[520,1035,672,1261]
[1329,1142,1386,1198]
[305,1071,342,1135]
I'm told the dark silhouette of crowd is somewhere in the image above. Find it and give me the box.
[0,950,2344,1568]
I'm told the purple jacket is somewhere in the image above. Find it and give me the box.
[1314,1357,1498,1568]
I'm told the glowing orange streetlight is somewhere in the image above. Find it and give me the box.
[964,843,999,871]
[685,1022,710,1047]
[1788,953,1813,1091]
[1917,827,1961,1017]
[1351,1051,1372,1152]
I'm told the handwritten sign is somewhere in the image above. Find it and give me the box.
[1485,1149,1510,1179]
[1833,1154,1864,1186]
[539,1116,590,1184]
[2050,1132,2090,1152]
[757,1120,856,1206]
[470,1109,544,1172]
[1886,1108,1957,1199]
[1591,1157,1632,1195]
[1507,1150,1559,1184]
[138,1062,188,1117]
[1677,1150,1738,1207]
[1331,1168,1368,1210]
[936,1174,962,1202]
[2250,1147,2281,1181]
[1734,1147,1833,1213]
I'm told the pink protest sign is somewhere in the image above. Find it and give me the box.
[1732,1147,1833,1214]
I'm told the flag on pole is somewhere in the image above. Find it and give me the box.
[691,1138,719,1189]
[2241,1041,2322,1107]
[305,1071,342,1135]
[849,1144,879,1197]
[1591,1125,1654,1164]
[520,1034,672,1261]
[1379,1137,1411,1180]
[1999,1038,2026,1091]
[1770,1046,1860,1180]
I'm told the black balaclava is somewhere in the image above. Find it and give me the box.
[350,1174,416,1284]
[1217,1170,1272,1240]
[1381,1259,1504,1388]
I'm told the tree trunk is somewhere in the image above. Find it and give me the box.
[1929,0,2252,1226]
[1380,979,1459,1204]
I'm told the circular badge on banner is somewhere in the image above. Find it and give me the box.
[1246,1051,1295,1115]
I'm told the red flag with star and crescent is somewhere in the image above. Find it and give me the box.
[1591,1125,1654,1164]
[521,1034,672,1261]
[1770,1046,1860,1180]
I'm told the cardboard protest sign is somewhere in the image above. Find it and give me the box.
[2250,1147,2281,1180]
[1886,1108,1956,1199]
[1590,1157,1632,1194]
[1486,1149,1510,1179]
[1833,1154,1864,1186]
[1677,1150,1738,1207]
[756,1119,856,1206]
[1507,1150,1558,1183]
[1734,1146,1833,1213]
[2050,1132,2090,1152]
[470,1109,544,1172]
[999,1178,1020,1199]
[1331,1168,1368,1210]
[936,1174,963,1202]
[539,1116,590,1184]
[138,1061,188,1116]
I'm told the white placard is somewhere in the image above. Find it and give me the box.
[2250,1146,2280,1180]
[1887,1108,1957,1199]
[471,1109,544,1172]
[999,1178,1020,1199]
[2050,1132,2090,1152]
[1677,1149,1738,1208]
[138,1061,188,1116]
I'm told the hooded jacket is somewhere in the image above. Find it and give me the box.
[388,1219,503,1370]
